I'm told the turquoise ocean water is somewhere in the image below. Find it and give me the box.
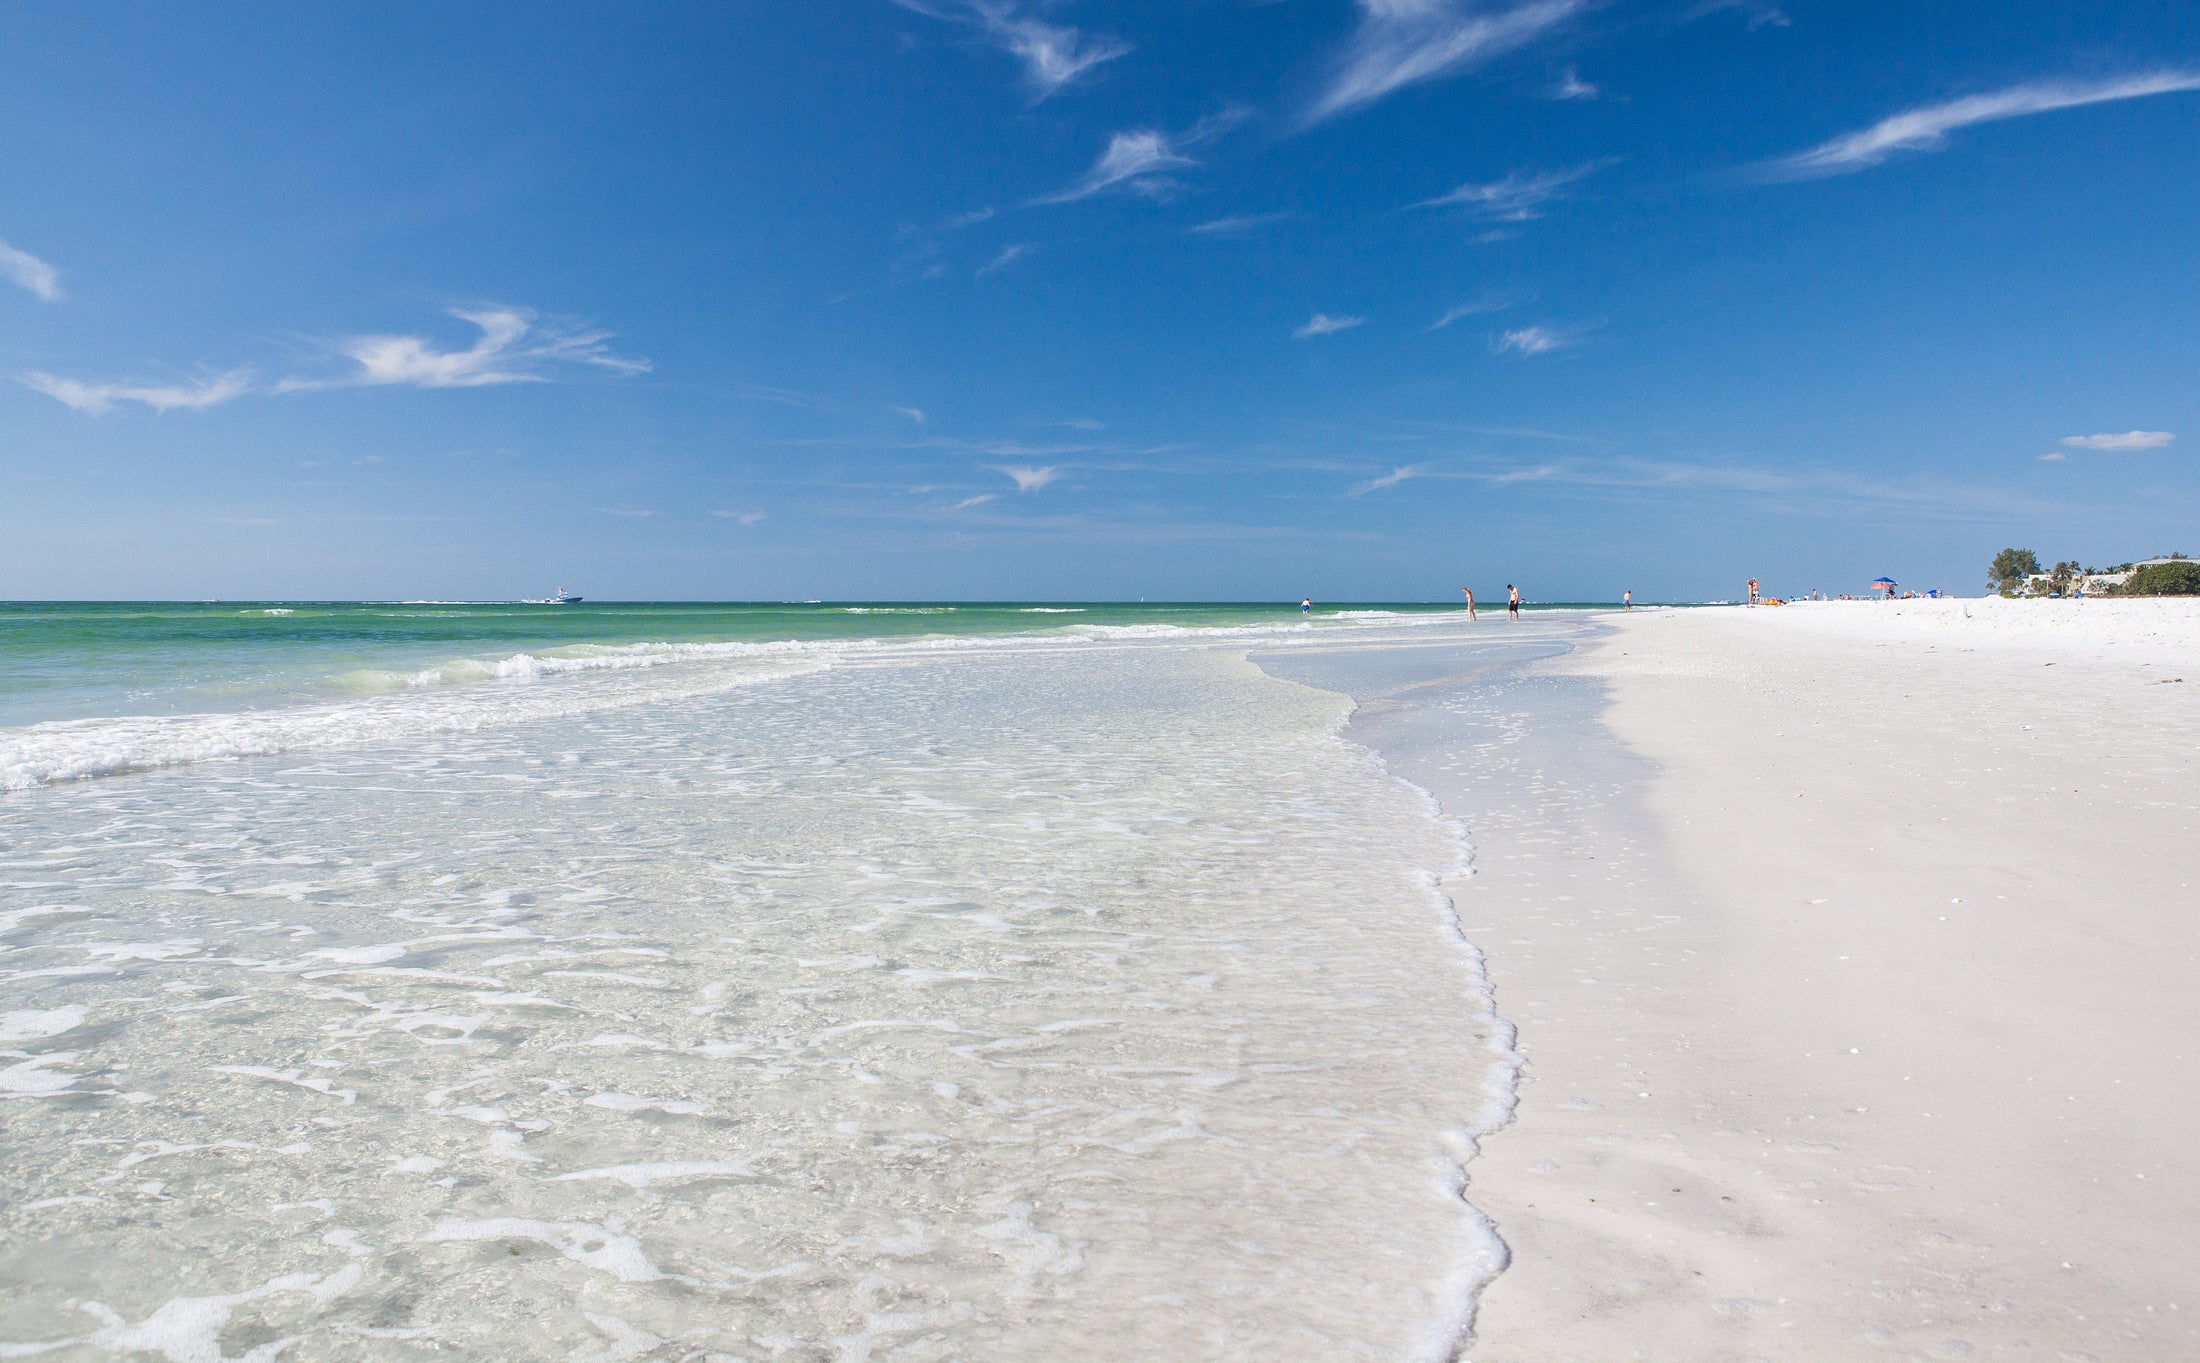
[0,598,1565,1358]
[0,599,1552,730]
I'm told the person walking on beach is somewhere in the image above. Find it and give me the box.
[1623,589,1632,610]
[1461,587,1476,619]
[1507,584,1521,620]
[1746,577,1759,607]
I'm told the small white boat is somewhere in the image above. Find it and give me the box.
[524,588,584,605]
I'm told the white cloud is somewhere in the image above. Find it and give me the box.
[1039,129,1197,203]
[24,304,643,414]
[1761,72,2200,180]
[955,493,999,509]
[1187,211,1294,237]
[1494,325,1572,355]
[892,405,926,423]
[977,243,1033,276]
[1353,464,1422,494]
[1552,67,1597,100]
[1308,0,1584,123]
[1429,295,1513,329]
[1413,160,1608,218]
[2037,451,2066,462]
[0,238,62,301]
[893,1,1129,98]
[711,509,768,525]
[1000,465,1061,492]
[1294,313,1365,339]
[303,306,649,390]
[2061,429,2173,451]
[20,369,251,415]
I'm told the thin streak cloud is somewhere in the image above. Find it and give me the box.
[1412,161,1609,219]
[1494,324,1579,355]
[1038,130,1197,204]
[1760,72,2200,180]
[2061,430,2173,451]
[297,306,650,391]
[1187,212,1293,237]
[1309,0,1584,123]
[1428,295,1514,329]
[0,238,62,301]
[977,243,1033,276]
[1294,313,1365,339]
[1352,464,1422,494]
[892,1,1129,98]
[20,369,252,415]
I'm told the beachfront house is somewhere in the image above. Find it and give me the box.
[2028,557,2191,596]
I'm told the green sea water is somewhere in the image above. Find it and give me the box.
[0,599,1539,728]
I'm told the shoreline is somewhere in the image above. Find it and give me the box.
[1261,599,2200,1360]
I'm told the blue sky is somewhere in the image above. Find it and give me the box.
[3,1,2195,601]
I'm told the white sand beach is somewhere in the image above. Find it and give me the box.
[1276,599,2199,1362]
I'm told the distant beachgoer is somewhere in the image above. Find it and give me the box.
[1460,587,1477,619]
[1507,584,1521,620]
[1623,589,1632,610]
[1746,578,1760,607]
[1300,597,1312,614]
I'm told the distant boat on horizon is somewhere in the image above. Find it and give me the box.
[523,588,584,605]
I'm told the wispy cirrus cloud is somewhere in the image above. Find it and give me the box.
[977,242,1033,276]
[1759,72,2200,180]
[1039,129,1197,204]
[1187,211,1294,237]
[1294,313,1365,339]
[892,1,1129,98]
[1551,66,1597,100]
[892,405,927,423]
[711,509,769,525]
[1352,464,1423,494]
[1000,464,1061,492]
[291,306,649,391]
[24,305,644,414]
[1413,160,1609,218]
[955,493,999,509]
[0,238,62,301]
[20,369,252,415]
[2061,429,2173,451]
[1429,294,1515,329]
[1494,324,1580,355]
[1308,0,1584,123]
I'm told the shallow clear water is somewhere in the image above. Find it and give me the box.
[0,614,1525,1360]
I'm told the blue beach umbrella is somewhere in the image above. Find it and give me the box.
[1870,577,1897,595]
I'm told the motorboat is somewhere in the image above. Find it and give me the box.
[524,588,584,604]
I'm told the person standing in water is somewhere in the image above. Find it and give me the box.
[1300,597,1312,614]
[1506,584,1521,620]
[1460,587,1476,619]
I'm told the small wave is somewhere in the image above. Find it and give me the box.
[2,656,826,792]
[1016,607,1084,613]
[243,609,294,616]
[841,607,955,615]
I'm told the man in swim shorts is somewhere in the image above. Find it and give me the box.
[1461,587,1476,619]
[1507,585,1520,619]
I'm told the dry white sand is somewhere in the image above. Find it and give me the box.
[1461,599,2200,1361]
